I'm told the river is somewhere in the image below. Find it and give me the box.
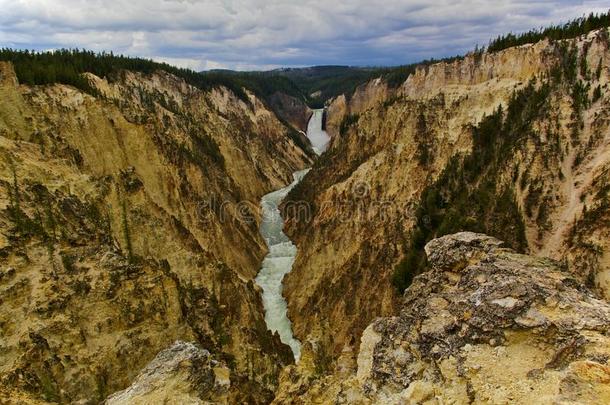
[254,109,329,361]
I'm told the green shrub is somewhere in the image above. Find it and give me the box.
[120,197,134,263]
[593,85,603,102]
[61,253,77,273]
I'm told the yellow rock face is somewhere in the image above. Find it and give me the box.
[281,29,610,376]
[0,62,310,403]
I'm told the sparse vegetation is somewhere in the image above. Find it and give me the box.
[593,85,603,102]
[339,113,360,136]
[190,131,225,168]
[61,253,77,273]
[596,58,603,80]
[6,164,47,240]
[120,196,134,263]
[414,112,432,166]
[70,278,91,295]
[392,79,551,293]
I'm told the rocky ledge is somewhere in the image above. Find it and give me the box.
[275,232,610,404]
[105,341,231,404]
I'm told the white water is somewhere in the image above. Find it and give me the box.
[306,109,330,155]
[255,109,329,361]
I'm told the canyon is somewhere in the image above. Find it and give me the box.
[0,24,609,405]
[0,61,311,403]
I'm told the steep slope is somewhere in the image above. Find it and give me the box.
[0,61,311,403]
[281,28,610,375]
[266,91,312,134]
[274,233,610,404]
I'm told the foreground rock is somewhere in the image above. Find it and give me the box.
[105,341,231,404]
[274,232,610,404]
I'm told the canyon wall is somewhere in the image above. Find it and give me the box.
[281,28,610,379]
[268,91,313,133]
[0,62,311,403]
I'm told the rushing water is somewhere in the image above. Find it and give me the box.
[255,109,330,361]
[306,109,330,154]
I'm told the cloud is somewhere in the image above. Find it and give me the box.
[0,0,607,70]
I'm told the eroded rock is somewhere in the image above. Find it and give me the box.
[273,232,610,404]
[105,341,230,405]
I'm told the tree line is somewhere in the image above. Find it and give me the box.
[487,11,610,53]
[0,48,304,104]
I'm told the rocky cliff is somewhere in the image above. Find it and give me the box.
[0,62,311,403]
[281,28,610,376]
[274,232,610,404]
[268,91,313,133]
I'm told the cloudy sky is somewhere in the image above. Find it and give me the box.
[0,0,608,70]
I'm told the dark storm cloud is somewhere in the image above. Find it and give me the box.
[0,0,607,70]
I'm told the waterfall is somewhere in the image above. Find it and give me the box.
[306,109,330,155]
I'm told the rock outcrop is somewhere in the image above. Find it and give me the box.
[325,77,391,137]
[273,232,610,404]
[105,341,231,404]
[268,91,312,133]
